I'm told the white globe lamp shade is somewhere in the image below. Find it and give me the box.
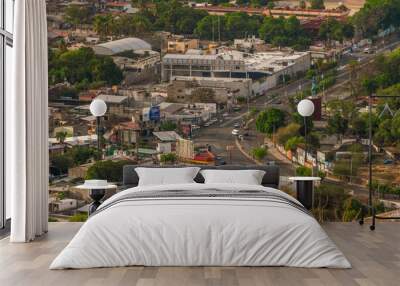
[297,99,315,117]
[90,99,107,117]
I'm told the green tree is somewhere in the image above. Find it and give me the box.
[160,153,178,164]
[299,0,306,9]
[55,131,68,144]
[51,154,74,174]
[86,160,134,182]
[276,123,301,145]
[250,146,267,160]
[68,146,99,166]
[318,18,354,45]
[160,121,177,131]
[93,14,113,38]
[256,108,285,135]
[309,0,325,9]
[342,198,363,222]
[69,213,88,222]
[64,5,92,29]
[296,166,312,176]
[50,47,123,89]
[285,136,305,151]
[327,113,348,142]
[353,0,400,39]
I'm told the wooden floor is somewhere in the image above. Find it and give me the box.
[0,222,399,286]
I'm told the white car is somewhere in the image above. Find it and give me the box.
[232,129,239,136]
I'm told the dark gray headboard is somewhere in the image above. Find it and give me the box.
[123,165,280,189]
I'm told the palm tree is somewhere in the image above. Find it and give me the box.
[93,14,113,38]
[348,60,359,97]
[56,131,68,144]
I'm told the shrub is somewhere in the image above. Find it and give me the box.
[160,153,178,164]
[250,146,267,160]
[68,213,88,222]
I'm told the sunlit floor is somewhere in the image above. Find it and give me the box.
[0,222,399,286]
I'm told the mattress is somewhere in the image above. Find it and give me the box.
[50,183,351,269]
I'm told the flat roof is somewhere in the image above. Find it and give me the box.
[96,94,128,104]
[153,131,182,142]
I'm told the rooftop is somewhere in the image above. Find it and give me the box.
[93,38,152,56]
[0,222,398,285]
[153,131,182,142]
[163,51,310,73]
[96,94,128,104]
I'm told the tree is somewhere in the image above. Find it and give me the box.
[160,153,178,164]
[309,0,325,9]
[299,0,306,9]
[64,5,92,29]
[318,18,354,45]
[285,136,305,151]
[342,198,363,222]
[69,146,99,165]
[86,160,134,182]
[160,121,177,131]
[327,113,348,142]
[255,108,285,135]
[352,0,400,39]
[296,166,312,176]
[51,154,73,174]
[276,123,301,145]
[56,131,68,144]
[93,14,113,38]
[50,47,123,89]
[250,146,267,160]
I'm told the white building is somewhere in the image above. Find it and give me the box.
[162,51,311,95]
[49,199,78,213]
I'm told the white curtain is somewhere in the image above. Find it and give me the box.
[7,0,49,242]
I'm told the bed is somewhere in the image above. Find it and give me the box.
[50,165,351,269]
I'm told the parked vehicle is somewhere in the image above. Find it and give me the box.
[384,159,394,165]
[234,122,240,129]
[215,156,226,166]
[231,129,239,136]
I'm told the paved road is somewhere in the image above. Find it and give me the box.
[195,123,254,165]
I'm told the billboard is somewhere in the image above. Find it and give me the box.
[149,106,160,121]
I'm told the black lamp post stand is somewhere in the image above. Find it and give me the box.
[359,94,400,230]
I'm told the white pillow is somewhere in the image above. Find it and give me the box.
[200,169,266,185]
[135,167,201,186]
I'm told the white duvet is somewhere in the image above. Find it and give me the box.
[50,183,351,269]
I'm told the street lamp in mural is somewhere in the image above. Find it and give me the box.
[297,99,315,164]
[90,99,107,156]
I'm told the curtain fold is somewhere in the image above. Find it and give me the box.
[8,0,49,242]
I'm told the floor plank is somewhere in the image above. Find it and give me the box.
[0,222,399,286]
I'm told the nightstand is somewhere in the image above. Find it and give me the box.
[288,177,321,210]
[76,180,117,215]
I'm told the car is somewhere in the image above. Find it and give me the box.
[233,106,241,111]
[215,156,226,166]
[384,159,394,165]
[363,47,375,54]
[233,122,240,129]
[223,113,229,117]
[231,129,239,136]
[238,135,244,140]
